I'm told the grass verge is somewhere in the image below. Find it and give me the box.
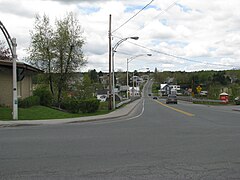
[0,105,110,121]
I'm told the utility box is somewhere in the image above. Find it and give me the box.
[220,92,229,104]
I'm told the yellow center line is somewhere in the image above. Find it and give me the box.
[154,100,195,117]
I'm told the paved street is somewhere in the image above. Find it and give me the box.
[0,81,240,179]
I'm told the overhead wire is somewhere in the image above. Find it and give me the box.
[111,0,155,34]
[112,35,236,69]
[126,0,178,37]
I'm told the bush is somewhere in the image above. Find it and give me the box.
[33,87,53,106]
[79,99,100,113]
[61,97,100,114]
[19,96,40,108]
[61,97,80,113]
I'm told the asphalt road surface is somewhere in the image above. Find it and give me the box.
[0,81,240,179]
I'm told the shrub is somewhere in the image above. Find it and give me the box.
[79,98,100,113]
[19,96,40,108]
[33,87,53,106]
[60,97,100,114]
[61,97,80,113]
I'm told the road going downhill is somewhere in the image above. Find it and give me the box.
[0,80,240,179]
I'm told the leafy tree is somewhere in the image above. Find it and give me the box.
[116,70,127,86]
[77,74,95,100]
[28,13,86,106]
[212,71,230,85]
[89,69,98,83]
[28,14,55,94]
[98,71,103,77]
[0,40,11,60]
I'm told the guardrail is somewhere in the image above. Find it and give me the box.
[192,98,225,103]
[116,96,141,108]
[160,96,226,103]
[116,99,131,108]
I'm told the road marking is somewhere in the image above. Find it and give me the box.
[77,99,145,125]
[154,100,195,117]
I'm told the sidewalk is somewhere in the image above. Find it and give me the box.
[0,99,142,128]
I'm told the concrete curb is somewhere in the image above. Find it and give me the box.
[0,98,142,128]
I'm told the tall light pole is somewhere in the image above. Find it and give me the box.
[108,14,112,110]
[126,54,152,99]
[112,36,139,109]
[0,21,18,120]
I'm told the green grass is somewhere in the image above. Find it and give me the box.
[0,105,110,121]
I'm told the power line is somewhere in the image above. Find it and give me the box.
[112,0,155,34]
[128,0,178,37]
[112,35,236,69]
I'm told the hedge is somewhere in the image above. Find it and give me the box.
[18,96,40,108]
[61,97,100,113]
[33,88,53,106]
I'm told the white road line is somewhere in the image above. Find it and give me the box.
[84,99,145,125]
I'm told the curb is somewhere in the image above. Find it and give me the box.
[0,98,142,128]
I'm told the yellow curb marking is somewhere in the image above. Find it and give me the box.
[154,100,195,117]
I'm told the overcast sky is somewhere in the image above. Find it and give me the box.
[1,0,240,72]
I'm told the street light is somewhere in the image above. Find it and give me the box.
[131,67,149,97]
[127,54,152,99]
[0,21,18,120]
[112,36,139,109]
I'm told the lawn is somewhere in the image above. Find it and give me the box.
[0,105,110,121]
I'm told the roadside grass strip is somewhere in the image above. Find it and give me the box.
[154,100,195,117]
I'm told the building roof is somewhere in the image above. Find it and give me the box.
[0,60,43,73]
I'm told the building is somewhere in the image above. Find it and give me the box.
[0,60,42,107]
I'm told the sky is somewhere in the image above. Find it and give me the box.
[0,0,240,72]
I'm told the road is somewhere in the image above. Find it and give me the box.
[0,80,240,179]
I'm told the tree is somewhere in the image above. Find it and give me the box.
[28,13,86,106]
[89,69,98,83]
[0,40,11,60]
[77,74,95,100]
[28,14,55,94]
[212,71,230,85]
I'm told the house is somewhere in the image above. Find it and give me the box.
[160,84,181,96]
[0,60,42,107]
[160,84,171,95]
[129,86,140,96]
[96,89,109,102]
[96,89,122,102]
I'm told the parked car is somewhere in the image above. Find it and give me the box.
[166,95,177,104]
[153,96,158,100]
[200,91,208,96]
[234,97,240,105]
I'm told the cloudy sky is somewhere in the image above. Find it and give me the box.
[1,0,240,72]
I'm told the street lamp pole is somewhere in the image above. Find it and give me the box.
[126,54,152,99]
[112,36,139,109]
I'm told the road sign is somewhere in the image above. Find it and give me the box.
[196,86,202,94]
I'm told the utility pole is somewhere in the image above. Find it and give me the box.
[108,14,112,110]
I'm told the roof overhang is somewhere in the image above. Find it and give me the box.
[0,60,43,73]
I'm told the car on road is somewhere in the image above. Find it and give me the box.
[166,94,177,104]
[153,96,157,100]
[235,97,240,105]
